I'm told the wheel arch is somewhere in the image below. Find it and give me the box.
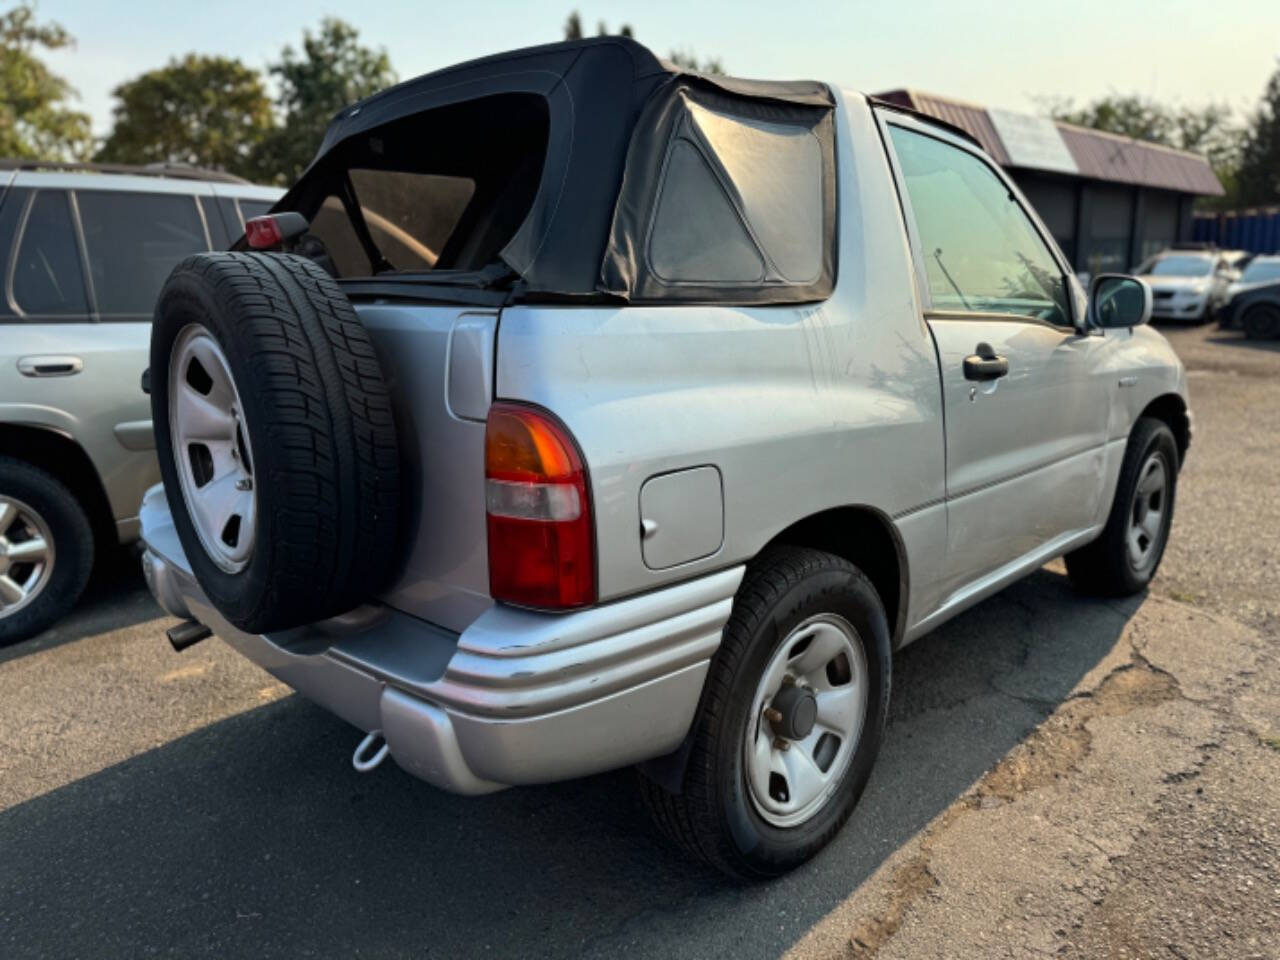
[1241,298,1280,337]
[639,504,908,796]
[1138,393,1190,468]
[763,505,908,648]
[0,424,111,553]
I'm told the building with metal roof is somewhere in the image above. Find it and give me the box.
[874,89,1224,277]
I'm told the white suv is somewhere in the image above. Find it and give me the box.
[0,162,281,644]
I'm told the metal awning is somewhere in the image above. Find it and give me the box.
[875,89,1224,197]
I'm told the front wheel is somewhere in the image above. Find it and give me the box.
[639,546,891,879]
[1243,304,1280,340]
[1066,417,1178,596]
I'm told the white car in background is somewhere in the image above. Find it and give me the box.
[1136,249,1235,322]
[0,161,281,644]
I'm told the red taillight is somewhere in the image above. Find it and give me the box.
[485,403,594,609]
[244,215,284,250]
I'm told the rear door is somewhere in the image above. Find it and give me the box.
[881,117,1111,601]
[2,178,219,527]
[72,184,217,523]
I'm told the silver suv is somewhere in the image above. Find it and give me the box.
[139,39,1190,878]
[0,162,280,644]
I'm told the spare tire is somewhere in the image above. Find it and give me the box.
[151,252,400,633]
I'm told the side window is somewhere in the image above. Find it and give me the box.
[237,199,274,223]
[648,101,824,286]
[888,125,1071,326]
[9,190,89,318]
[76,191,209,320]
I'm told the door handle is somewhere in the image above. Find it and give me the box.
[17,355,83,377]
[962,343,1008,382]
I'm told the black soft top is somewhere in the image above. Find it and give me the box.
[280,37,836,301]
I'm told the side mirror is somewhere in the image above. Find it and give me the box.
[1088,273,1151,330]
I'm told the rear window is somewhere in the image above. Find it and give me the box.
[77,191,209,318]
[292,93,548,279]
[350,170,475,271]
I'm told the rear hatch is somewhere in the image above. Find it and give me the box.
[266,94,559,635]
[353,299,499,634]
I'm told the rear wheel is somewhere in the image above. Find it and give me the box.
[1243,304,1280,340]
[0,457,94,646]
[1066,417,1177,596]
[639,546,891,879]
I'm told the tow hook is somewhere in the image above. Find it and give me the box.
[166,619,212,652]
[352,730,389,772]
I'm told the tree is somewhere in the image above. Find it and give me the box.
[95,55,272,177]
[563,10,632,40]
[249,18,396,185]
[1235,66,1280,206]
[0,3,92,160]
[561,11,719,73]
[666,49,725,76]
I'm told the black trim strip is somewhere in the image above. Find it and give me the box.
[891,497,945,521]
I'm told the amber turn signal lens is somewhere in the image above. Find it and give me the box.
[484,403,594,609]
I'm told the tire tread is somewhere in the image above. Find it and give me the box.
[153,252,399,632]
[639,546,886,879]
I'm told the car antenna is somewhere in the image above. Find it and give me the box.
[933,248,972,311]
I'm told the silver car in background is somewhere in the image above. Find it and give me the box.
[0,162,280,644]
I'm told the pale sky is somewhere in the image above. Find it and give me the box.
[40,0,1280,136]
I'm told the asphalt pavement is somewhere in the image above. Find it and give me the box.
[1,321,1277,959]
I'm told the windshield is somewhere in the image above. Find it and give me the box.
[1145,256,1213,277]
[1241,259,1280,284]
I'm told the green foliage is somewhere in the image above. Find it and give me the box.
[666,49,725,76]
[563,10,633,40]
[1044,93,1240,170]
[95,55,272,177]
[0,3,92,160]
[248,18,396,185]
[1235,67,1280,207]
[562,10,720,74]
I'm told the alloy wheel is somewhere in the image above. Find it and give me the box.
[0,496,55,619]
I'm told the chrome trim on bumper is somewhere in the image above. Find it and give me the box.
[139,485,741,795]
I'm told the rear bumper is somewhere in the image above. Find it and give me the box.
[139,486,740,794]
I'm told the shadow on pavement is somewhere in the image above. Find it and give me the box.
[0,550,161,667]
[0,568,1141,960]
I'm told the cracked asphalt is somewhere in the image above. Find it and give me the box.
[2,322,1278,959]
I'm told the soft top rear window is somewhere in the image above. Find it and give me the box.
[600,81,837,305]
[288,93,549,280]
